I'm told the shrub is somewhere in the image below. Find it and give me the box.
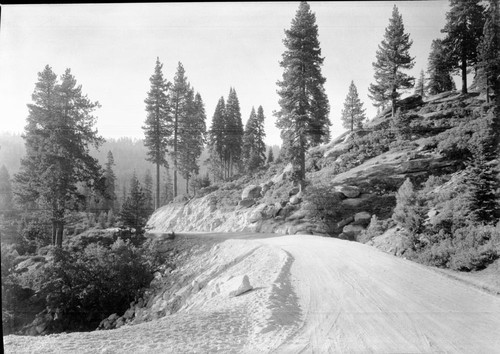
[357,216,395,243]
[38,238,154,332]
[303,183,356,234]
[392,178,426,236]
[416,238,454,268]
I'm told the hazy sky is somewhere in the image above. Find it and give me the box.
[0,1,451,146]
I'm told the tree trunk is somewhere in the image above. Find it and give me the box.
[55,220,63,247]
[155,163,160,209]
[52,221,57,245]
[461,55,467,94]
[173,99,179,198]
[299,133,306,191]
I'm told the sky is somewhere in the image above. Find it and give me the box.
[0,1,452,146]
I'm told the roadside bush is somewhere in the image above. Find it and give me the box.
[357,216,395,243]
[39,238,154,332]
[303,183,355,234]
[392,178,426,237]
[448,225,500,271]
[415,238,454,268]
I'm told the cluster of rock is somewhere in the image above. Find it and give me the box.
[329,185,372,239]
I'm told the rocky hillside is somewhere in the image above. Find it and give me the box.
[148,90,491,243]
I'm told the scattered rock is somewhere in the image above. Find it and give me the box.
[241,185,262,200]
[238,198,255,208]
[341,198,364,208]
[289,194,302,205]
[249,203,267,223]
[224,275,253,297]
[342,224,365,236]
[335,185,361,198]
[260,181,274,196]
[336,216,354,229]
[123,308,135,320]
[353,211,371,225]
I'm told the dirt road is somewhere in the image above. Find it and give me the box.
[4,233,500,353]
[260,235,500,353]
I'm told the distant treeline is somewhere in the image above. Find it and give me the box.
[0,132,280,199]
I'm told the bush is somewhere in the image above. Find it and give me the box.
[357,216,394,243]
[392,178,426,236]
[303,183,355,234]
[38,238,155,332]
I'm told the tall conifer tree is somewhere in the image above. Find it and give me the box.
[477,0,500,103]
[242,107,257,166]
[275,1,330,187]
[414,70,426,97]
[242,106,266,171]
[143,57,170,210]
[14,66,103,246]
[427,39,456,95]
[224,88,244,177]
[143,169,154,215]
[254,106,267,165]
[103,151,117,212]
[169,62,191,197]
[178,90,206,193]
[369,5,415,117]
[441,0,485,94]
[208,97,226,181]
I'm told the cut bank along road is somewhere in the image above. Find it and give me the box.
[258,234,500,353]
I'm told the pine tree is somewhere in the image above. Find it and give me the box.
[160,166,174,206]
[441,0,485,94]
[178,90,206,194]
[242,107,257,165]
[275,1,331,187]
[0,165,13,214]
[119,172,148,234]
[369,5,415,117]
[169,62,191,198]
[143,169,154,215]
[341,81,367,132]
[254,106,267,166]
[103,151,117,212]
[224,88,244,177]
[465,105,500,223]
[477,0,500,103]
[242,106,266,170]
[266,148,274,165]
[143,57,171,210]
[107,208,115,227]
[208,97,227,181]
[392,178,425,237]
[414,70,425,97]
[427,39,457,95]
[14,66,103,246]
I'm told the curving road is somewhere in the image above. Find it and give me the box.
[259,235,500,353]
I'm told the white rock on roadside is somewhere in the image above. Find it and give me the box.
[223,275,253,297]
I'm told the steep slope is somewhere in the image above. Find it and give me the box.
[5,233,500,353]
